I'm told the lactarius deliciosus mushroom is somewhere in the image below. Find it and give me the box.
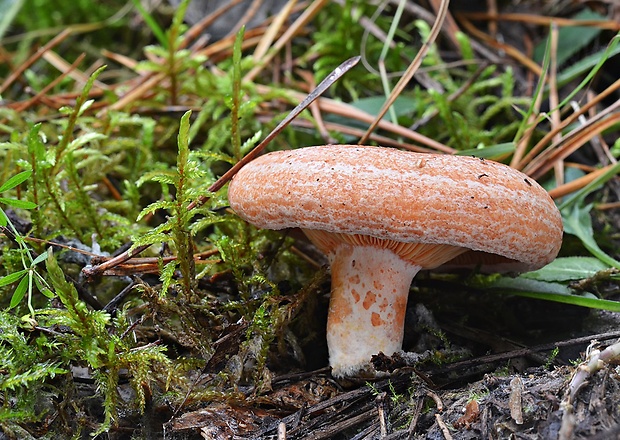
[227,145,563,378]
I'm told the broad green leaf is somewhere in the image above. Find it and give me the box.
[9,276,29,309]
[558,161,620,269]
[521,257,609,282]
[563,202,620,269]
[34,275,55,299]
[0,197,37,209]
[0,270,26,287]
[0,171,32,192]
[491,277,573,295]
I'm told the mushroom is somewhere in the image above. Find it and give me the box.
[227,145,563,377]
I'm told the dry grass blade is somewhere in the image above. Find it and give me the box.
[224,0,266,39]
[359,0,449,144]
[548,24,564,188]
[202,55,362,195]
[515,77,620,171]
[179,0,246,48]
[295,69,336,144]
[244,0,330,82]
[523,105,620,180]
[428,0,461,51]
[459,11,620,31]
[509,65,547,169]
[547,164,617,200]
[458,14,543,76]
[281,117,442,153]
[107,72,164,112]
[42,50,109,91]
[252,0,299,61]
[263,85,455,153]
[11,53,86,112]
[0,28,72,94]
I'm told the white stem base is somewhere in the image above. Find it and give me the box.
[326,245,421,378]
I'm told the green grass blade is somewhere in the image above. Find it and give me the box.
[498,289,620,312]
[490,276,620,311]
[131,0,168,48]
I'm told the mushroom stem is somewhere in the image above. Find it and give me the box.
[325,245,421,378]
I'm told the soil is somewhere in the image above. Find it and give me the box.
[161,299,620,440]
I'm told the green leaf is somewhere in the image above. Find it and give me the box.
[0,270,26,287]
[240,129,262,156]
[0,197,37,209]
[354,95,420,119]
[499,289,620,311]
[489,276,620,311]
[491,277,573,295]
[31,250,49,267]
[563,202,620,269]
[159,260,177,296]
[136,170,177,187]
[169,0,190,39]
[34,277,55,299]
[46,250,74,306]
[9,276,29,309]
[0,171,32,192]
[521,257,610,282]
[558,161,620,269]
[27,123,46,163]
[136,200,173,222]
[4,364,68,391]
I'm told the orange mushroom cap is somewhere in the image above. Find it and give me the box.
[228,145,562,271]
[227,145,563,377]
